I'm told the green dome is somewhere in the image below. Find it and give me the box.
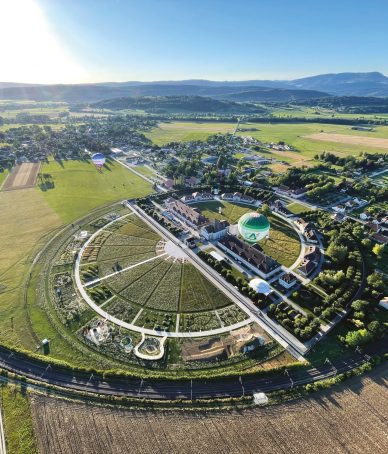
[237,212,270,243]
[238,212,270,231]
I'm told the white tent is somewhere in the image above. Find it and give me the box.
[249,278,271,296]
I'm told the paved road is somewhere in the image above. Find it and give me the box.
[0,341,385,401]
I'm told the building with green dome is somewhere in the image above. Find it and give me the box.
[237,212,270,243]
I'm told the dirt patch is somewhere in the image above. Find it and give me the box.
[2,162,41,191]
[306,132,388,149]
[30,363,388,454]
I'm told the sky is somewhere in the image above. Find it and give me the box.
[1,0,388,83]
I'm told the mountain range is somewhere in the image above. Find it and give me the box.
[0,72,387,103]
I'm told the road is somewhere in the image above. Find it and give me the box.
[0,341,385,401]
[0,399,5,454]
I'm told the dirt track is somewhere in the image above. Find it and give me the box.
[306,132,388,149]
[2,163,41,191]
[31,363,388,454]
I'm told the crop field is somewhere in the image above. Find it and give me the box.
[1,162,41,191]
[30,363,388,454]
[39,159,153,222]
[192,201,301,267]
[306,132,388,149]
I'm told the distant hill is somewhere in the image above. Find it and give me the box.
[1,72,388,103]
[214,87,327,102]
[288,72,388,97]
[92,95,266,114]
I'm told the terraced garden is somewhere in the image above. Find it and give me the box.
[52,210,251,343]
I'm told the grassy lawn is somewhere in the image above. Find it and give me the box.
[286,202,314,215]
[0,189,62,348]
[39,158,153,223]
[133,165,157,178]
[1,385,38,454]
[144,121,235,145]
[192,200,301,267]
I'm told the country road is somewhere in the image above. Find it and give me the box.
[0,341,386,401]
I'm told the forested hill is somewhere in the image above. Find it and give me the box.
[91,96,266,113]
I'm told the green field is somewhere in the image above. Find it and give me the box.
[0,169,9,188]
[145,120,388,167]
[1,385,38,454]
[144,121,235,145]
[192,200,301,267]
[0,159,153,352]
[133,165,157,178]
[39,159,153,222]
[286,202,314,215]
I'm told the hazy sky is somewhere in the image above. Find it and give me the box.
[1,0,388,83]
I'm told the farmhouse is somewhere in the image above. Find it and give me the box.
[217,235,281,278]
[165,198,209,228]
[200,219,230,241]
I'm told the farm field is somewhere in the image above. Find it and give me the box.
[144,121,388,168]
[144,121,235,145]
[306,132,388,149]
[39,159,153,222]
[1,385,38,454]
[192,201,301,267]
[30,363,388,454]
[1,162,40,191]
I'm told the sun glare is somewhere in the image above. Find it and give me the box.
[0,0,87,83]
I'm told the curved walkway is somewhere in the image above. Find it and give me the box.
[74,211,253,338]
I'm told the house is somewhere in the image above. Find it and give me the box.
[164,179,175,190]
[297,260,315,276]
[304,245,321,262]
[290,187,308,199]
[272,200,292,217]
[221,192,254,204]
[200,219,229,241]
[305,229,319,244]
[295,218,315,234]
[192,192,214,202]
[360,212,370,221]
[332,213,346,223]
[185,176,201,187]
[279,273,297,289]
[217,235,281,279]
[165,198,209,229]
[184,236,197,248]
[372,233,388,245]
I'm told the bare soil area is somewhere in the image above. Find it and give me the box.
[2,162,41,191]
[30,363,388,454]
[306,132,388,149]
